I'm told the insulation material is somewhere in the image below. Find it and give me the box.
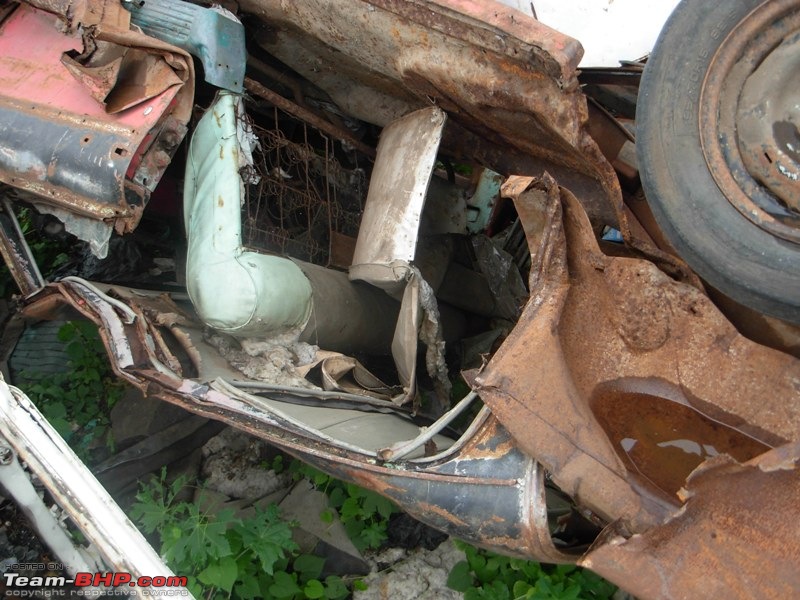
[184,91,314,336]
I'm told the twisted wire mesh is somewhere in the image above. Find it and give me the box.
[242,107,367,266]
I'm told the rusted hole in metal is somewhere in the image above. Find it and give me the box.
[114,147,127,157]
[774,120,800,163]
[589,379,771,500]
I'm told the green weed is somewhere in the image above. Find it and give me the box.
[0,207,68,298]
[23,320,125,460]
[289,461,397,553]
[131,469,351,600]
[447,541,617,600]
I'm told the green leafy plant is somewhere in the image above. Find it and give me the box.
[290,461,397,553]
[447,541,617,600]
[131,469,351,600]
[23,320,125,460]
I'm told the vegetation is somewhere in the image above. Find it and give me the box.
[289,461,398,553]
[447,541,617,600]
[131,469,351,599]
[11,278,617,600]
[0,206,68,298]
[23,320,125,461]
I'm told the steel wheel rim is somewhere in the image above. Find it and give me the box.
[699,0,800,243]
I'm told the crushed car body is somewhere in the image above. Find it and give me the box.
[0,0,798,597]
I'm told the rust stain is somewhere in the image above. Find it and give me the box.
[5,4,799,594]
[0,1,193,233]
[698,0,800,244]
[590,381,771,501]
[580,450,800,599]
[478,175,800,532]
[217,195,224,208]
[236,0,619,224]
[415,501,469,528]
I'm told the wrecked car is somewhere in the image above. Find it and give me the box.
[0,0,798,597]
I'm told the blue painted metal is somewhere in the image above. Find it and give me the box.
[466,169,504,234]
[126,0,246,93]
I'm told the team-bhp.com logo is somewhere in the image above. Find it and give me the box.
[4,571,189,596]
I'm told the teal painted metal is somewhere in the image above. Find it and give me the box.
[466,168,504,234]
[126,0,246,93]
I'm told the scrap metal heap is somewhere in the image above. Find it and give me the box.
[0,0,798,598]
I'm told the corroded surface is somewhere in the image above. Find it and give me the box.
[15,282,573,562]
[700,0,800,242]
[13,175,800,595]
[0,1,192,232]
[581,447,800,599]
[476,175,800,532]
[3,1,800,594]
[238,0,620,226]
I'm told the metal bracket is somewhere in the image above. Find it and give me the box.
[125,0,246,93]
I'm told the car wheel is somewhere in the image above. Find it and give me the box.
[637,0,800,323]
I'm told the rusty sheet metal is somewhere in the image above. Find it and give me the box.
[367,0,583,79]
[737,36,800,216]
[12,199,800,594]
[24,0,129,30]
[0,2,193,232]
[305,413,580,562]
[476,175,800,531]
[580,446,800,599]
[237,0,621,227]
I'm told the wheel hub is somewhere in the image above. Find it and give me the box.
[700,0,800,242]
[738,31,800,215]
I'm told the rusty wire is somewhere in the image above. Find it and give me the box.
[242,106,367,266]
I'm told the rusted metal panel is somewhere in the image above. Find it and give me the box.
[0,2,192,235]
[16,281,576,561]
[580,447,800,599]
[476,175,800,531]
[303,414,580,562]
[698,0,800,244]
[241,0,693,287]
[366,0,584,79]
[12,183,800,594]
[238,0,621,227]
[3,1,798,591]
[23,0,131,30]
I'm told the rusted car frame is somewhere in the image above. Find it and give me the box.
[0,0,798,598]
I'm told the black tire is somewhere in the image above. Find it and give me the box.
[637,0,800,323]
